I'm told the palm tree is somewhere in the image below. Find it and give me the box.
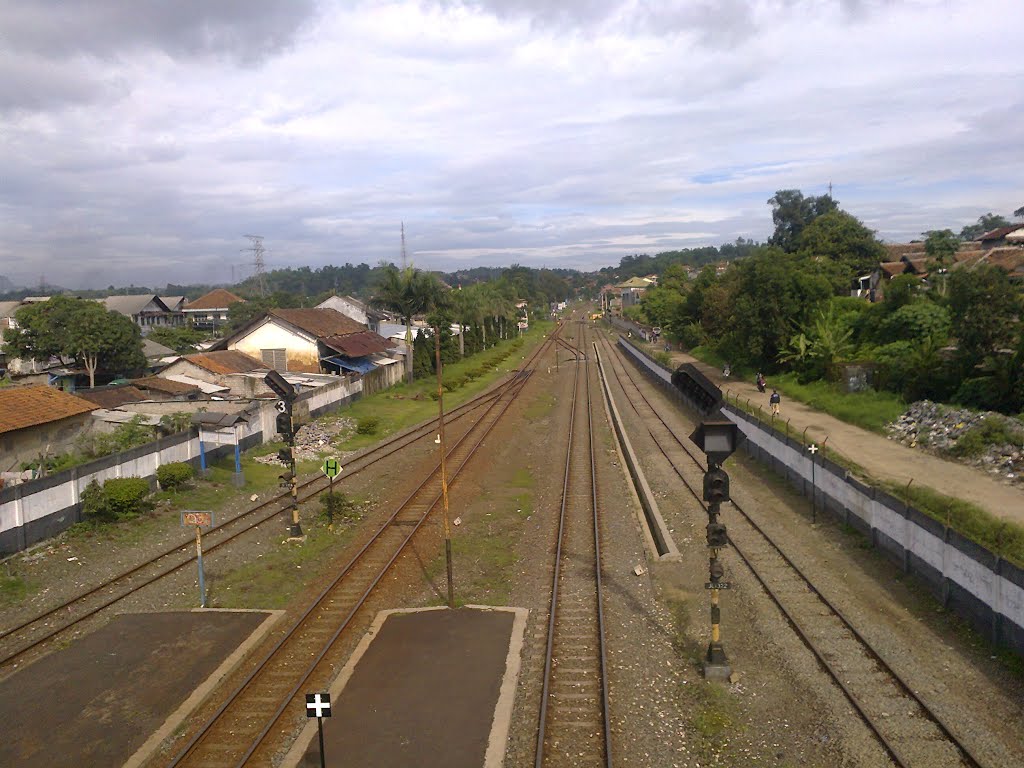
[371,265,444,383]
[450,287,480,357]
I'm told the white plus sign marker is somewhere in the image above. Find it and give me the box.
[306,692,332,718]
[808,443,819,455]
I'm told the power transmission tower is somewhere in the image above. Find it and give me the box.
[243,235,268,297]
[400,222,408,269]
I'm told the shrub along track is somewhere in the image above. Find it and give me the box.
[0,344,555,675]
[535,320,613,768]
[595,333,994,768]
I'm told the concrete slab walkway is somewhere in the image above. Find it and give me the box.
[667,349,1024,527]
[285,606,527,768]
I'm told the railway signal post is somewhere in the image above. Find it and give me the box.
[265,370,302,538]
[672,363,744,682]
[305,692,331,768]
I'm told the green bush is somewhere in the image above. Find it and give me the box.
[103,478,153,519]
[80,479,113,523]
[356,416,380,435]
[949,416,1024,459]
[653,351,672,369]
[157,462,194,492]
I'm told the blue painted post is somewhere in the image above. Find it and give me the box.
[195,525,207,608]
[234,442,241,474]
[199,439,207,471]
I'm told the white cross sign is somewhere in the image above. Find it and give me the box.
[808,443,819,455]
[306,692,331,718]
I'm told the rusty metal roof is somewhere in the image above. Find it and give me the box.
[76,386,150,409]
[321,331,395,357]
[0,385,98,434]
[183,350,265,375]
[271,308,366,338]
[183,288,245,310]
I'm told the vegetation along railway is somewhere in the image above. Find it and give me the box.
[2,311,1022,767]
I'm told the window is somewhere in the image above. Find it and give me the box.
[261,348,287,372]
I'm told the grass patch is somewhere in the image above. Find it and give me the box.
[210,519,353,609]
[523,392,556,421]
[333,325,552,452]
[692,681,735,741]
[948,416,1024,459]
[450,526,520,606]
[0,573,30,607]
[880,481,1024,568]
[768,373,906,434]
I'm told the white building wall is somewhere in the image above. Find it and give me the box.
[230,321,320,373]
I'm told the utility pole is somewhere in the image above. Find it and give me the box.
[435,324,454,608]
[243,234,268,297]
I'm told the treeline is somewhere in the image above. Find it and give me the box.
[598,238,762,281]
[631,191,1024,415]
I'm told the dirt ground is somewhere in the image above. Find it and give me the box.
[1,323,1022,768]
[670,350,1024,527]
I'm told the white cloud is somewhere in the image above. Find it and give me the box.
[0,0,1022,288]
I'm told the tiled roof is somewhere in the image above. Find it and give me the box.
[183,350,265,375]
[0,300,22,318]
[321,331,395,357]
[184,289,245,311]
[76,385,149,409]
[0,385,98,434]
[271,308,366,338]
[142,338,176,358]
[880,262,907,278]
[883,243,925,259]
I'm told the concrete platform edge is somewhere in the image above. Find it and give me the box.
[279,605,529,768]
[121,608,285,768]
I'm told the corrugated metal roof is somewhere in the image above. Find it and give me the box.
[271,308,366,338]
[321,331,394,357]
[0,385,98,434]
[103,295,168,315]
[133,376,201,395]
[184,350,265,375]
[76,386,150,409]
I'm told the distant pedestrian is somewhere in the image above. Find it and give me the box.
[723,363,731,378]
[769,388,781,416]
[756,372,766,393]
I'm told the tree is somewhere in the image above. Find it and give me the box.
[1014,205,1024,220]
[3,297,144,387]
[923,229,959,264]
[767,189,838,253]
[147,326,206,354]
[370,265,446,383]
[959,213,1011,241]
[797,210,886,284]
[947,265,1020,374]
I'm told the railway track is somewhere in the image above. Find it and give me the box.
[166,368,537,767]
[596,334,988,768]
[0,375,524,674]
[536,321,613,768]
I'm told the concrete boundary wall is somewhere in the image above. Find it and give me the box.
[615,334,1024,655]
[0,377,363,556]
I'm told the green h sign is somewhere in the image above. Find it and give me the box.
[321,458,342,478]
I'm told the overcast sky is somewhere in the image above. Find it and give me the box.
[2,0,1022,290]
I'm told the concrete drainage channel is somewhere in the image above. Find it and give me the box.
[594,343,680,562]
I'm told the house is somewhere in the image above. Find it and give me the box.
[618,276,655,308]
[0,385,98,471]
[211,308,401,388]
[103,294,183,335]
[316,295,387,334]
[142,338,177,370]
[159,296,187,313]
[157,350,267,397]
[130,376,205,400]
[975,224,1024,250]
[182,288,245,332]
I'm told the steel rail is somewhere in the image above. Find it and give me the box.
[168,325,565,766]
[600,336,986,768]
[0,379,518,671]
[535,320,612,767]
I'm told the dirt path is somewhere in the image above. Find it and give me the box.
[667,349,1024,527]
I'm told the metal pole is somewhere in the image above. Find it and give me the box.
[317,716,326,768]
[435,326,455,609]
[328,474,334,530]
[811,455,817,524]
[195,525,206,608]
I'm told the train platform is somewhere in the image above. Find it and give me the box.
[0,609,279,768]
[283,605,528,768]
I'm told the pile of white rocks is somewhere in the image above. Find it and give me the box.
[887,400,1024,484]
[254,415,357,466]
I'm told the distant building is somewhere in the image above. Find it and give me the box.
[316,295,387,334]
[182,288,245,332]
[0,386,98,470]
[102,294,182,335]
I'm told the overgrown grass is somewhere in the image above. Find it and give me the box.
[210,520,353,609]
[948,416,1024,459]
[881,481,1024,568]
[769,372,906,434]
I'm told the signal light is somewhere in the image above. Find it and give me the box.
[706,522,728,548]
[703,468,730,504]
[276,412,293,438]
[277,447,293,465]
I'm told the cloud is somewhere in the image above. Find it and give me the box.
[0,0,1022,289]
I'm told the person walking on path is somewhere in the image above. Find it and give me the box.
[769,388,781,416]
